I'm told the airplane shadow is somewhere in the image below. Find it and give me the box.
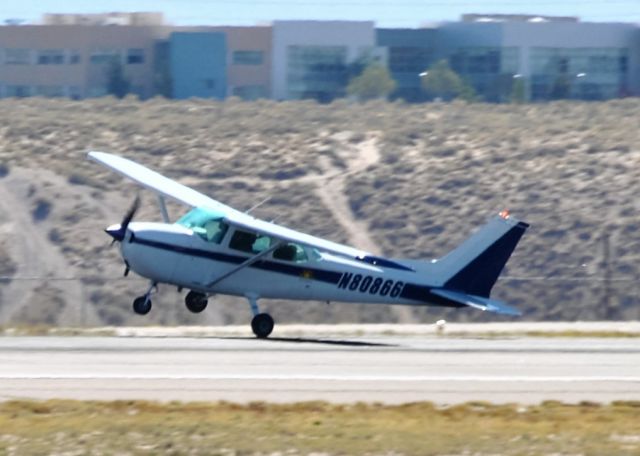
[215,336,397,347]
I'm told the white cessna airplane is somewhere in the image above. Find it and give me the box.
[89,151,529,338]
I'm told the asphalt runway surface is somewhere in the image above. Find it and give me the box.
[0,336,639,404]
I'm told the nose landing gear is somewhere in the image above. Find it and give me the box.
[133,282,157,315]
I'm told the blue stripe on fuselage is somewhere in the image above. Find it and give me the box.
[130,236,454,307]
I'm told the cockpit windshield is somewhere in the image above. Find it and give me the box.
[176,207,229,243]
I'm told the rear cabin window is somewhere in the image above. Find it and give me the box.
[273,243,308,263]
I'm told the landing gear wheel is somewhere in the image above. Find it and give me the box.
[133,296,152,315]
[185,291,208,313]
[251,313,274,339]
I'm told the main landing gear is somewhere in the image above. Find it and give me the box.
[133,282,156,315]
[185,291,208,313]
[247,294,274,339]
[130,285,274,339]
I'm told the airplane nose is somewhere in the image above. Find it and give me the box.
[105,223,125,242]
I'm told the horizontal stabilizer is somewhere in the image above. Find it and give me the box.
[431,288,521,316]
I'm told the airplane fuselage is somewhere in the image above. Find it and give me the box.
[90,151,527,338]
[121,222,441,307]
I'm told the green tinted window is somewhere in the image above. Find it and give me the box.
[176,207,228,244]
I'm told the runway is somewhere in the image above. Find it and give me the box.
[0,335,639,404]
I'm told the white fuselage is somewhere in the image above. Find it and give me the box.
[121,222,435,306]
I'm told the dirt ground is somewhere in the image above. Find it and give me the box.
[0,97,638,326]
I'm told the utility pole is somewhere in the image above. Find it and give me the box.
[602,233,613,319]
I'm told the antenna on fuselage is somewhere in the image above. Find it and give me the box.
[245,196,271,216]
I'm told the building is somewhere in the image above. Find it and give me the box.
[0,13,639,102]
[437,17,640,101]
[167,26,272,100]
[0,24,170,99]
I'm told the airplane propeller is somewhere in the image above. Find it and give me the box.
[105,195,140,243]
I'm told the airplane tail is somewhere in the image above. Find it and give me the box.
[430,212,529,311]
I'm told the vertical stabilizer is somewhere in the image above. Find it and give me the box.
[435,214,529,297]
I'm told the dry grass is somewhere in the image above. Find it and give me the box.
[0,97,639,326]
[0,399,638,455]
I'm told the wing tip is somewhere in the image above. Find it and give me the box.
[87,150,107,161]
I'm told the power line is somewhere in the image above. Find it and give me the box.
[176,0,638,6]
[1,275,636,283]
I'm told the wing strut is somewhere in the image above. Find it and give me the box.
[157,195,170,223]
[206,242,283,289]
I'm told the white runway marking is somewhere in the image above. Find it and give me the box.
[1,374,639,382]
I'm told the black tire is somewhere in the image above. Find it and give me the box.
[133,296,152,315]
[251,313,274,339]
[185,291,208,313]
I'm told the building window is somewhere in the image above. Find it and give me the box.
[232,85,267,100]
[4,49,31,65]
[450,47,509,75]
[287,45,348,102]
[68,86,82,100]
[232,50,264,65]
[69,50,81,64]
[530,47,628,101]
[388,47,433,73]
[204,79,215,89]
[87,86,108,97]
[37,49,65,65]
[127,48,145,64]
[35,85,65,97]
[619,55,628,73]
[6,85,31,97]
[90,49,121,64]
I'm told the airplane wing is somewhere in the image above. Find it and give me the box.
[88,151,233,212]
[431,288,521,316]
[88,151,371,259]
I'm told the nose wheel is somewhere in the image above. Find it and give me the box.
[247,294,274,338]
[133,295,152,315]
[132,282,156,315]
[185,291,208,313]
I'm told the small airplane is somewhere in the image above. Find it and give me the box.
[89,151,529,338]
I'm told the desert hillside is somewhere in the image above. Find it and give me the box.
[0,97,638,326]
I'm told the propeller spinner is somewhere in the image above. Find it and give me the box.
[105,195,140,243]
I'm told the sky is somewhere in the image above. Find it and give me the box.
[2,0,639,27]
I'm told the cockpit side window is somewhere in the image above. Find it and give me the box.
[176,208,229,244]
[203,220,228,243]
[229,229,273,254]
